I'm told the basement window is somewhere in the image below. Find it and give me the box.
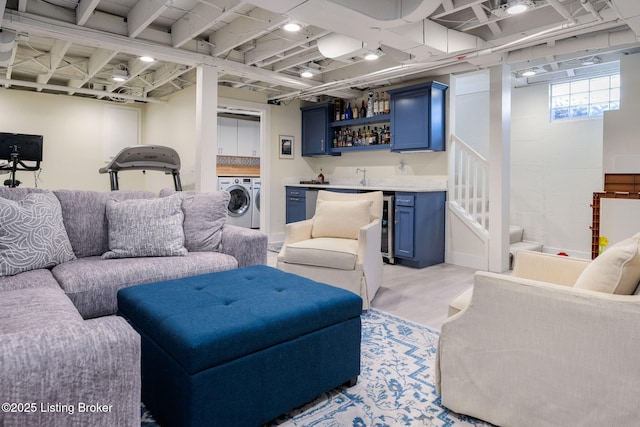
[550,74,620,121]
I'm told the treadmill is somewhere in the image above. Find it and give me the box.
[99,145,182,191]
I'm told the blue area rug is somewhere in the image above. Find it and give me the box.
[141,309,490,426]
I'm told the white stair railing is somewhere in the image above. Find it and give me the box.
[448,134,489,236]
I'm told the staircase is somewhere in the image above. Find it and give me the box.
[447,134,542,270]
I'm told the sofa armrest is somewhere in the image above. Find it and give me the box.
[0,316,140,427]
[436,271,640,427]
[220,224,267,268]
[512,250,590,286]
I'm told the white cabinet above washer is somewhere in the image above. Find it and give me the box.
[217,117,260,158]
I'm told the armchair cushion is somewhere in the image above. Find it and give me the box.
[311,200,372,239]
[574,232,640,295]
[281,237,359,270]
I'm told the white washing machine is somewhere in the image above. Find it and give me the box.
[218,177,252,228]
[251,178,260,229]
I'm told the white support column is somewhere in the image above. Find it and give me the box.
[195,64,218,192]
[488,64,511,272]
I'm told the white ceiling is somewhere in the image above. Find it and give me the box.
[1,0,639,104]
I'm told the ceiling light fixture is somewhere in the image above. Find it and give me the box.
[283,22,301,32]
[582,56,601,66]
[521,69,536,77]
[111,65,129,82]
[505,0,532,15]
[300,69,313,78]
[365,49,381,61]
[139,56,155,63]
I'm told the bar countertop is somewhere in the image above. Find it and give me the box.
[284,176,447,192]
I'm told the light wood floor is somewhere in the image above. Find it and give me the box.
[267,252,476,331]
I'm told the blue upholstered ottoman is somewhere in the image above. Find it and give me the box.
[117,265,362,427]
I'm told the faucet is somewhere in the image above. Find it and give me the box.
[356,168,367,186]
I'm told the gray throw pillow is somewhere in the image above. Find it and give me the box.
[0,191,76,276]
[102,192,187,259]
[159,189,230,252]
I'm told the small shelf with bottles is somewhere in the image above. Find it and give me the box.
[330,122,391,153]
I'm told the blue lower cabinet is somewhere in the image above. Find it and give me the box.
[394,191,445,268]
[286,187,306,224]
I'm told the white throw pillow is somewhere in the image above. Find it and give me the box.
[311,199,372,240]
[573,232,640,294]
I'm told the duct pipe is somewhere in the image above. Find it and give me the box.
[506,28,638,63]
[0,78,167,103]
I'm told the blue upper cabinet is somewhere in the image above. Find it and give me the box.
[388,81,448,152]
[301,103,336,157]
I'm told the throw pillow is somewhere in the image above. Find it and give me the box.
[0,191,76,276]
[159,189,230,252]
[574,232,640,294]
[311,199,372,240]
[102,192,187,259]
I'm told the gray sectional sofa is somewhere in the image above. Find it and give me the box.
[0,187,267,427]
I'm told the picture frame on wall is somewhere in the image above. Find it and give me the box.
[279,135,294,159]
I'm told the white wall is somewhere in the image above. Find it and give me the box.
[511,84,603,258]
[0,88,144,190]
[142,85,198,192]
[603,53,640,173]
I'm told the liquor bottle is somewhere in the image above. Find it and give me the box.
[373,92,380,115]
[340,101,345,121]
[357,128,363,146]
[333,129,338,147]
[352,100,359,119]
[334,99,341,121]
[345,101,352,120]
[366,91,374,118]
[383,91,390,114]
[360,100,366,118]
[384,126,391,144]
[379,126,386,144]
[346,129,353,146]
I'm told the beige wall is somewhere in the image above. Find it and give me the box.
[0,88,144,190]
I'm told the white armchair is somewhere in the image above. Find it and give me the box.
[436,239,640,427]
[277,190,383,310]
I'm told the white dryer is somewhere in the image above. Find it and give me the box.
[251,178,260,229]
[218,177,252,228]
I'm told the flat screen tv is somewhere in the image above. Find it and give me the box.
[0,132,43,163]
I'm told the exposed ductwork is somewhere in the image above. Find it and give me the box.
[245,0,484,60]
[609,0,640,36]
[0,29,16,66]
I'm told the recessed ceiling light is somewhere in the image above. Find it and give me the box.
[283,22,301,32]
[365,51,379,61]
[300,70,313,78]
[505,1,531,15]
[139,56,155,63]
[112,66,129,82]
[507,4,528,14]
[521,70,536,77]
